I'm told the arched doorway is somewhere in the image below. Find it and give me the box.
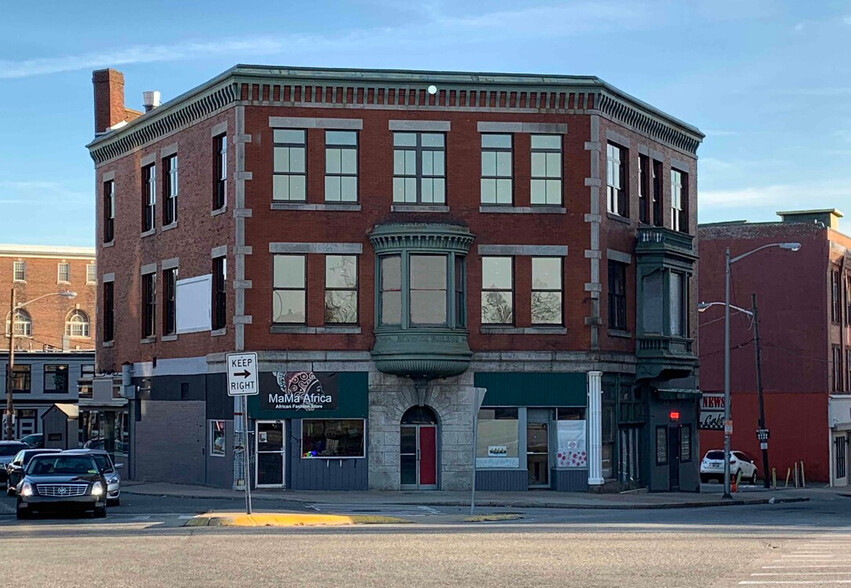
[400,406,438,490]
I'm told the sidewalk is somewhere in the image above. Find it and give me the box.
[122,480,825,510]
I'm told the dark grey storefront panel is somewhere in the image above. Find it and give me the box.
[205,419,234,489]
[287,420,368,490]
[134,400,205,484]
[647,395,700,492]
[474,372,586,407]
[475,469,527,491]
[551,469,589,492]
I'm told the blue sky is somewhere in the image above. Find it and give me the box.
[1,0,850,246]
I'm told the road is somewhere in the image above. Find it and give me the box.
[1,488,849,587]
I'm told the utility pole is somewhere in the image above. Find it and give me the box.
[752,293,770,489]
[5,288,16,441]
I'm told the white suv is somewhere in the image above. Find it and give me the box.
[700,450,758,485]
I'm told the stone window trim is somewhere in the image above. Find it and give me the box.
[389,120,450,132]
[270,325,362,335]
[605,129,631,148]
[477,245,567,257]
[477,122,567,134]
[391,204,449,213]
[211,121,228,137]
[161,257,179,271]
[479,205,566,214]
[159,142,178,158]
[268,242,362,255]
[269,117,363,130]
[271,202,362,212]
[606,249,632,265]
[480,326,566,335]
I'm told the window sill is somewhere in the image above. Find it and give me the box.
[479,205,566,214]
[391,204,449,213]
[606,212,631,225]
[480,326,567,335]
[140,337,156,344]
[271,202,361,211]
[102,341,113,348]
[211,206,228,217]
[12,279,26,283]
[270,325,362,334]
[608,329,632,339]
[161,334,178,342]
[103,241,115,248]
[141,229,156,238]
[211,328,228,337]
[161,222,178,232]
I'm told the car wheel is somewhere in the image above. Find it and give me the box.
[16,506,30,520]
[94,506,107,519]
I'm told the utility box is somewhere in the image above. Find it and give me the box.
[42,404,79,449]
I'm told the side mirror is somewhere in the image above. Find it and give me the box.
[115,463,125,470]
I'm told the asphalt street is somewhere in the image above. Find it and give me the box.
[1,488,849,587]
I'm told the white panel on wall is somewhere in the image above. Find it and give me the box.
[176,274,212,334]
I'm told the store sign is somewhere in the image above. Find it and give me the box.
[488,445,508,457]
[261,372,338,412]
[556,420,587,468]
[700,393,725,430]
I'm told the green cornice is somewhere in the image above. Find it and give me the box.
[368,222,474,255]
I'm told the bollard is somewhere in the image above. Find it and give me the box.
[800,460,806,488]
[794,462,799,487]
[771,467,777,489]
[785,467,791,488]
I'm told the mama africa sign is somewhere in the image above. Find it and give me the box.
[260,372,338,412]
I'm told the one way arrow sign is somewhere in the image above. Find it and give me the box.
[227,352,259,396]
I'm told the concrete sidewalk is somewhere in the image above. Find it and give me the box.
[122,480,824,510]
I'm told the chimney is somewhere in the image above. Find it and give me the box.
[92,69,127,134]
[142,90,161,112]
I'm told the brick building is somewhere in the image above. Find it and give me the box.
[699,209,851,486]
[87,66,703,492]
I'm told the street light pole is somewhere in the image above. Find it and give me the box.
[751,293,770,489]
[4,288,16,441]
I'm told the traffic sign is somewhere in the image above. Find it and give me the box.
[227,352,259,396]
[756,428,770,442]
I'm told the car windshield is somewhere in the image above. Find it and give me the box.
[706,451,725,460]
[11,450,25,464]
[0,444,26,457]
[91,454,113,472]
[27,456,98,475]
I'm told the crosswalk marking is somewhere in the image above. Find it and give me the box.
[740,528,851,586]
[307,503,441,516]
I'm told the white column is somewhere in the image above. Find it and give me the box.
[587,370,604,486]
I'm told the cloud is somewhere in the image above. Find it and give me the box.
[0,180,89,203]
[700,181,851,209]
[844,15,851,25]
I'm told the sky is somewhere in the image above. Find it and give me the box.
[1,0,850,246]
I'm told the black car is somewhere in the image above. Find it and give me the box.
[6,449,62,496]
[16,454,108,519]
[0,442,29,487]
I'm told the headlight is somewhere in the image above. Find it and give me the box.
[20,482,33,497]
[91,481,104,496]
[107,476,119,485]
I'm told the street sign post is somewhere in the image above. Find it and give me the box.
[226,352,258,515]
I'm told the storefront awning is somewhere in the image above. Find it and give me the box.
[657,388,701,400]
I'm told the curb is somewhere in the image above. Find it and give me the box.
[185,513,409,527]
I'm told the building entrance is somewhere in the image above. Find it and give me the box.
[400,406,437,490]
[255,421,285,487]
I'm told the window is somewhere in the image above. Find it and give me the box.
[6,309,32,337]
[836,436,847,479]
[606,143,628,216]
[847,349,851,391]
[214,134,227,210]
[142,163,156,232]
[212,257,227,330]
[324,255,357,324]
[393,132,446,204]
[455,256,466,328]
[8,365,30,393]
[44,364,69,393]
[57,262,70,283]
[476,408,519,466]
[163,268,177,336]
[103,281,114,342]
[833,345,842,392]
[670,272,687,336]
[379,255,401,325]
[638,155,649,224]
[680,425,692,462]
[531,257,562,325]
[142,272,156,338]
[273,129,306,201]
[163,154,178,225]
[530,134,562,205]
[210,420,226,457]
[78,364,95,398]
[846,275,851,326]
[103,180,115,242]
[481,257,513,324]
[652,160,663,227]
[272,255,305,324]
[302,419,365,458]
[832,269,841,323]
[671,169,687,232]
[325,131,357,202]
[13,260,25,282]
[410,255,447,325]
[656,426,668,465]
[608,261,627,330]
[556,408,587,468]
[65,310,90,338]
[480,134,512,204]
[86,263,96,285]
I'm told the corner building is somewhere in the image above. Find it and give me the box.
[87,66,703,492]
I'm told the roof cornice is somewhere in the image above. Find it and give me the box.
[0,244,95,259]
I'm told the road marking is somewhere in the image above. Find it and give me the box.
[763,566,851,570]
[307,503,441,517]
[739,581,851,585]
[752,573,851,577]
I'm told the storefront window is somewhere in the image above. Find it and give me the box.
[476,408,519,468]
[302,419,365,458]
[656,426,668,465]
[210,420,226,457]
[556,408,587,468]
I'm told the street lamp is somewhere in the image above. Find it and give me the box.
[721,242,800,498]
[5,289,77,440]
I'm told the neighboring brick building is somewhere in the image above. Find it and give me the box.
[87,66,703,491]
[699,209,851,486]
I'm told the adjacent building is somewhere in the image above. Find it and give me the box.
[87,65,703,492]
[699,209,851,486]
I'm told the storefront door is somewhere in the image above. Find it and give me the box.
[400,406,438,490]
[668,426,681,491]
[255,421,285,488]
[527,409,550,488]
[619,426,641,487]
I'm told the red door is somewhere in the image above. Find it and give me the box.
[419,426,437,487]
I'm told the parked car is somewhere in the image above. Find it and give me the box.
[6,449,62,495]
[18,433,43,448]
[0,441,29,488]
[16,454,108,519]
[700,449,758,484]
[63,449,123,506]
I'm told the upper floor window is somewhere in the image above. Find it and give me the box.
[142,272,156,338]
[832,268,841,323]
[670,271,687,337]
[530,135,562,205]
[142,163,156,232]
[481,257,513,325]
[44,364,68,394]
[377,252,465,327]
[86,263,96,285]
[638,155,649,224]
[652,160,663,227]
[103,281,114,343]
[272,255,305,324]
[410,255,447,325]
[324,255,358,324]
[163,267,178,336]
[393,132,445,204]
[531,257,562,325]
[212,257,227,330]
[13,261,25,282]
[9,365,31,393]
[163,154,178,225]
[57,262,70,283]
[273,129,306,201]
[642,269,689,337]
[608,261,627,330]
[79,364,95,398]
[846,274,851,326]
[833,345,842,392]
[214,134,227,210]
[6,309,32,337]
[65,310,90,338]
[325,131,358,202]
[104,179,115,242]
[480,134,512,205]
[379,255,401,326]
[671,169,687,232]
[607,143,628,217]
